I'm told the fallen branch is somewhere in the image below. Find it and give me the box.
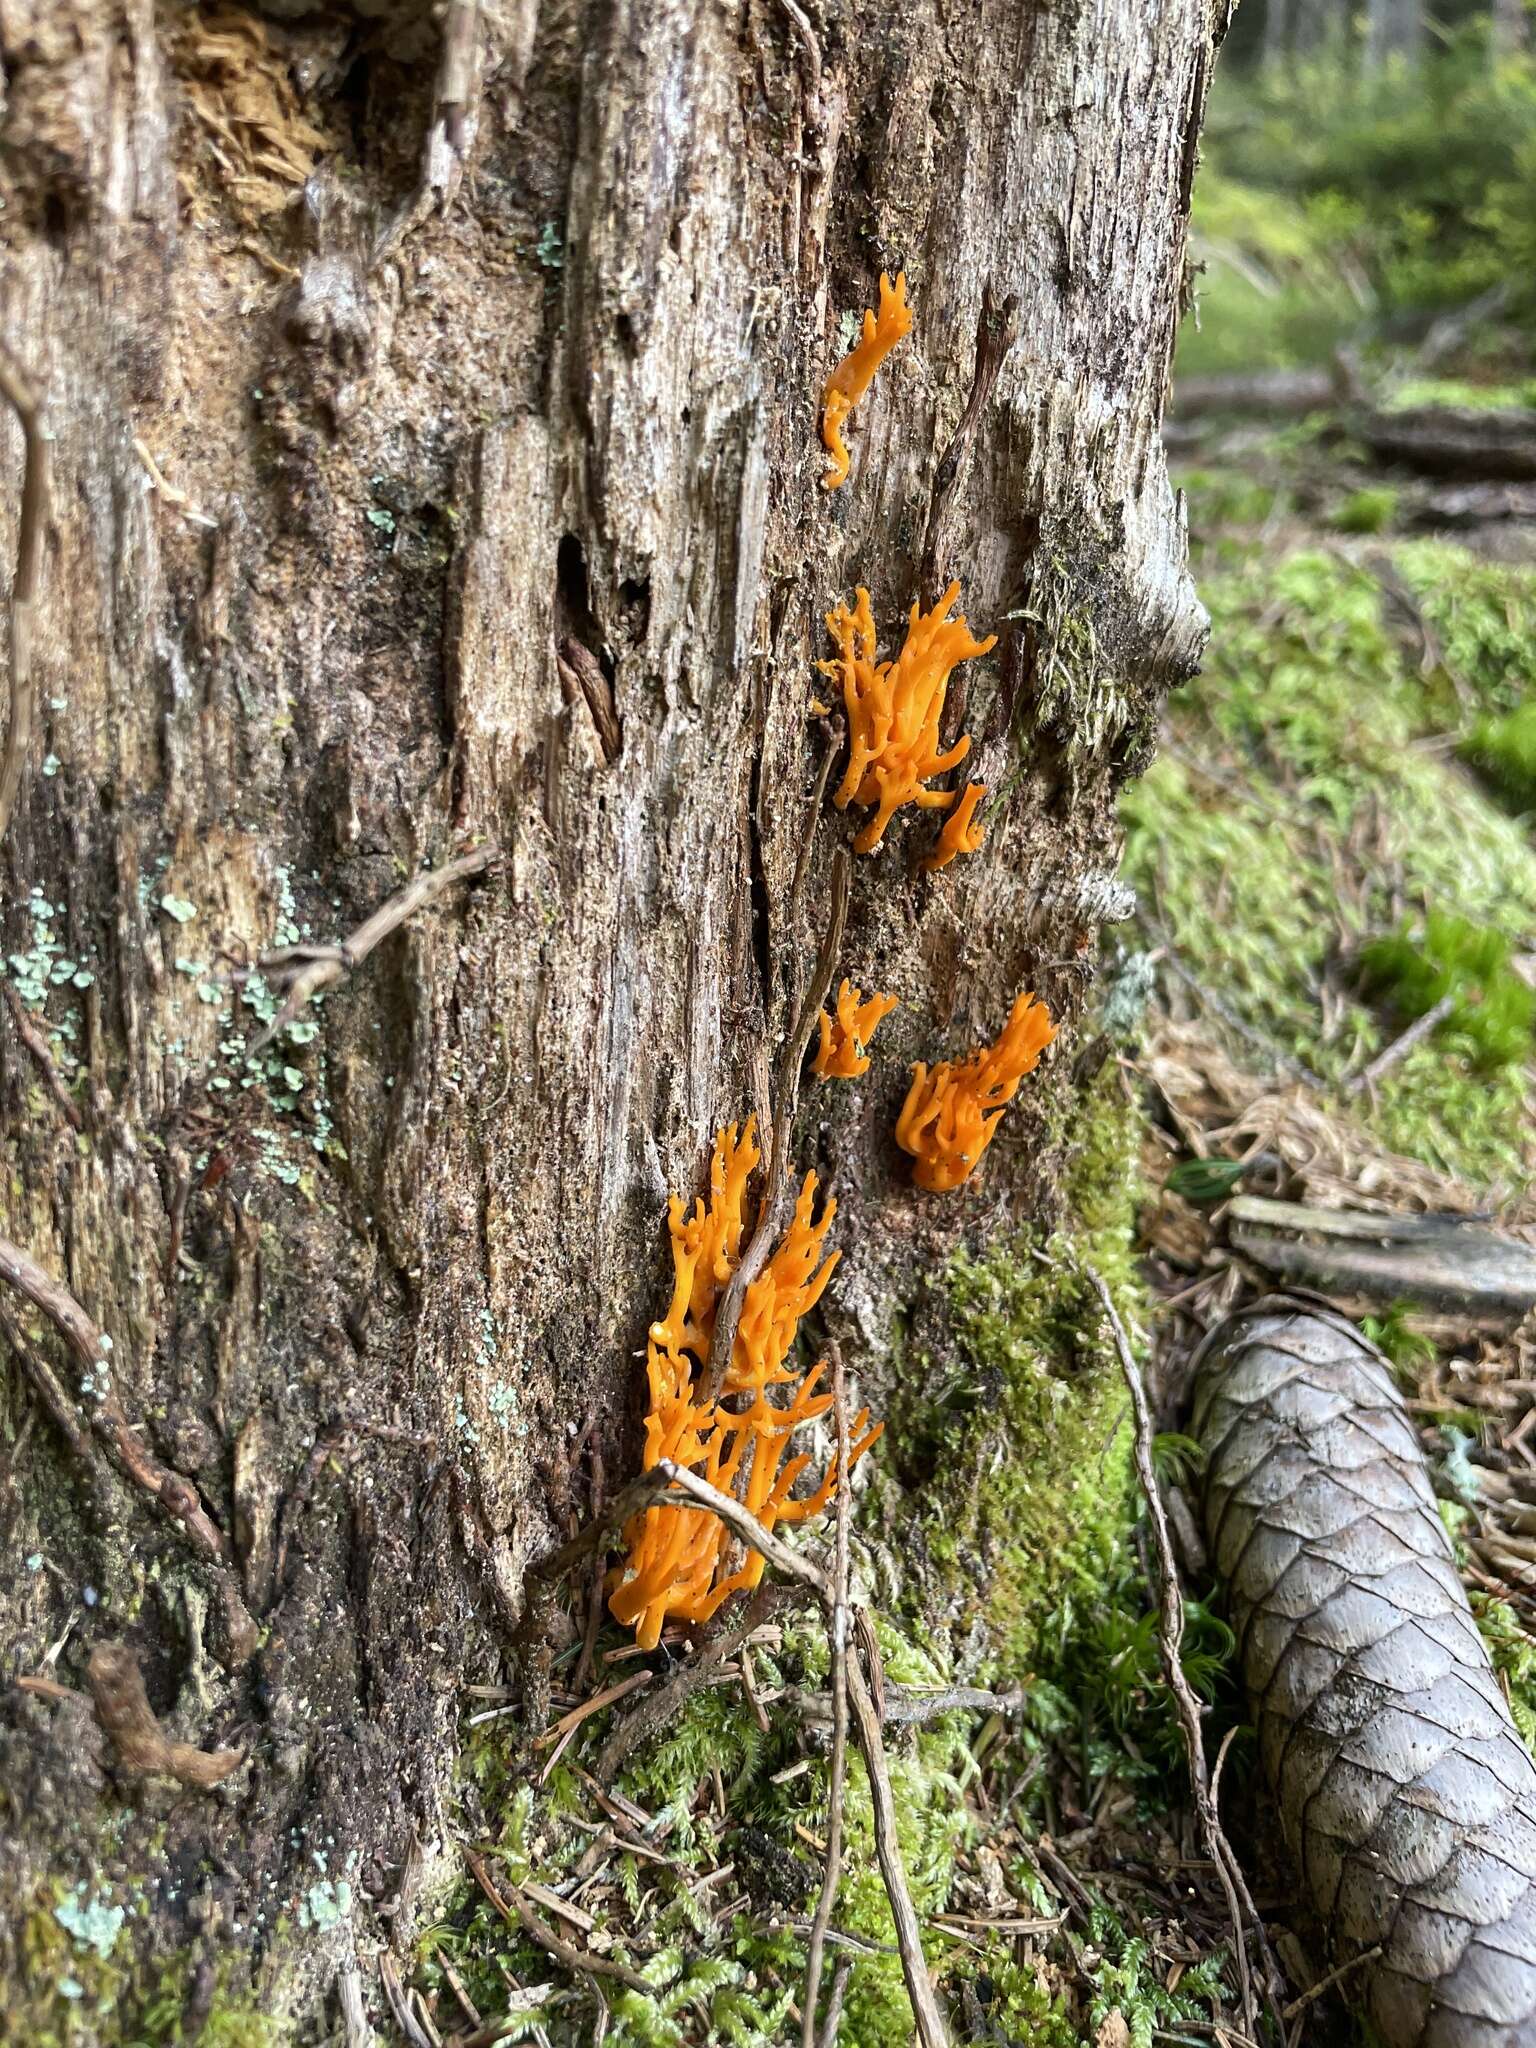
[1169,364,1338,421]
[250,844,499,1051]
[1084,1265,1274,2043]
[0,1231,231,1564]
[87,1644,243,1789]
[1224,1194,1536,1323]
[0,346,50,845]
[1352,401,1536,482]
[464,1846,652,1996]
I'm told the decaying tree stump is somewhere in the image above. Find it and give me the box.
[1,0,1224,2025]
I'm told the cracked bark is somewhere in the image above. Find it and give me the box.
[1,0,1220,2025]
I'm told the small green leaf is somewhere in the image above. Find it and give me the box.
[1165,1156,1247,1204]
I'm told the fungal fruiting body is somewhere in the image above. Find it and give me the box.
[609,1119,882,1649]
[820,270,912,489]
[923,782,987,871]
[821,582,997,855]
[895,991,1056,1192]
[813,980,898,1080]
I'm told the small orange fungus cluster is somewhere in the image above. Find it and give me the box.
[923,782,987,871]
[895,991,1056,1192]
[820,271,912,489]
[813,980,898,1080]
[821,582,997,855]
[609,1118,882,1648]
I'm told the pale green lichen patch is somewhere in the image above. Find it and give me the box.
[15,1882,278,2048]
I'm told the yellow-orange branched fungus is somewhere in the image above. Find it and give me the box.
[609,1118,882,1648]
[820,581,997,855]
[895,991,1056,1192]
[923,781,987,871]
[820,270,912,490]
[813,980,898,1080]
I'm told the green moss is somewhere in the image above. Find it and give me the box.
[1359,910,1536,1074]
[1472,1592,1536,1748]
[1393,541,1536,718]
[1465,701,1536,810]
[1331,485,1399,534]
[12,1891,276,2048]
[884,1064,1140,1677]
[1122,543,1536,1188]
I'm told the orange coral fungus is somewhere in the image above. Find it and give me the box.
[923,782,987,872]
[820,581,997,855]
[813,979,898,1080]
[820,270,912,489]
[895,991,1056,1192]
[609,1122,881,1648]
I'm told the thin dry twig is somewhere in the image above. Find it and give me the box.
[553,1449,948,2043]
[1085,1265,1275,2042]
[0,346,49,846]
[536,1670,653,1749]
[464,1848,651,1996]
[529,1468,661,1584]
[816,1955,854,2048]
[1343,992,1456,1097]
[250,845,499,1051]
[0,1230,231,1563]
[705,847,850,1402]
[802,1353,853,2046]
[792,1680,1030,1729]
[378,1952,437,2048]
[595,1583,790,1782]
[1282,1944,1382,2025]
[845,1653,949,2048]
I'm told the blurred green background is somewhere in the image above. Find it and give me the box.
[1181,1,1536,390]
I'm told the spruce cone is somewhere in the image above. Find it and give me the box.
[1194,1297,1536,2047]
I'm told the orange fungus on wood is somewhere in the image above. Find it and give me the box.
[895,991,1056,1192]
[923,782,987,871]
[813,980,898,1080]
[609,1121,882,1649]
[819,270,912,489]
[820,581,996,855]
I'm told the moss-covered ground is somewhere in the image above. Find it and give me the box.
[1124,508,1536,1194]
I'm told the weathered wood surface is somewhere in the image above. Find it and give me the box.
[1226,1195,1536,1324]
[0,0,1220,2021]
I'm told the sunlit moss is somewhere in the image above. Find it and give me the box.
[1122,541,1536,1189]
